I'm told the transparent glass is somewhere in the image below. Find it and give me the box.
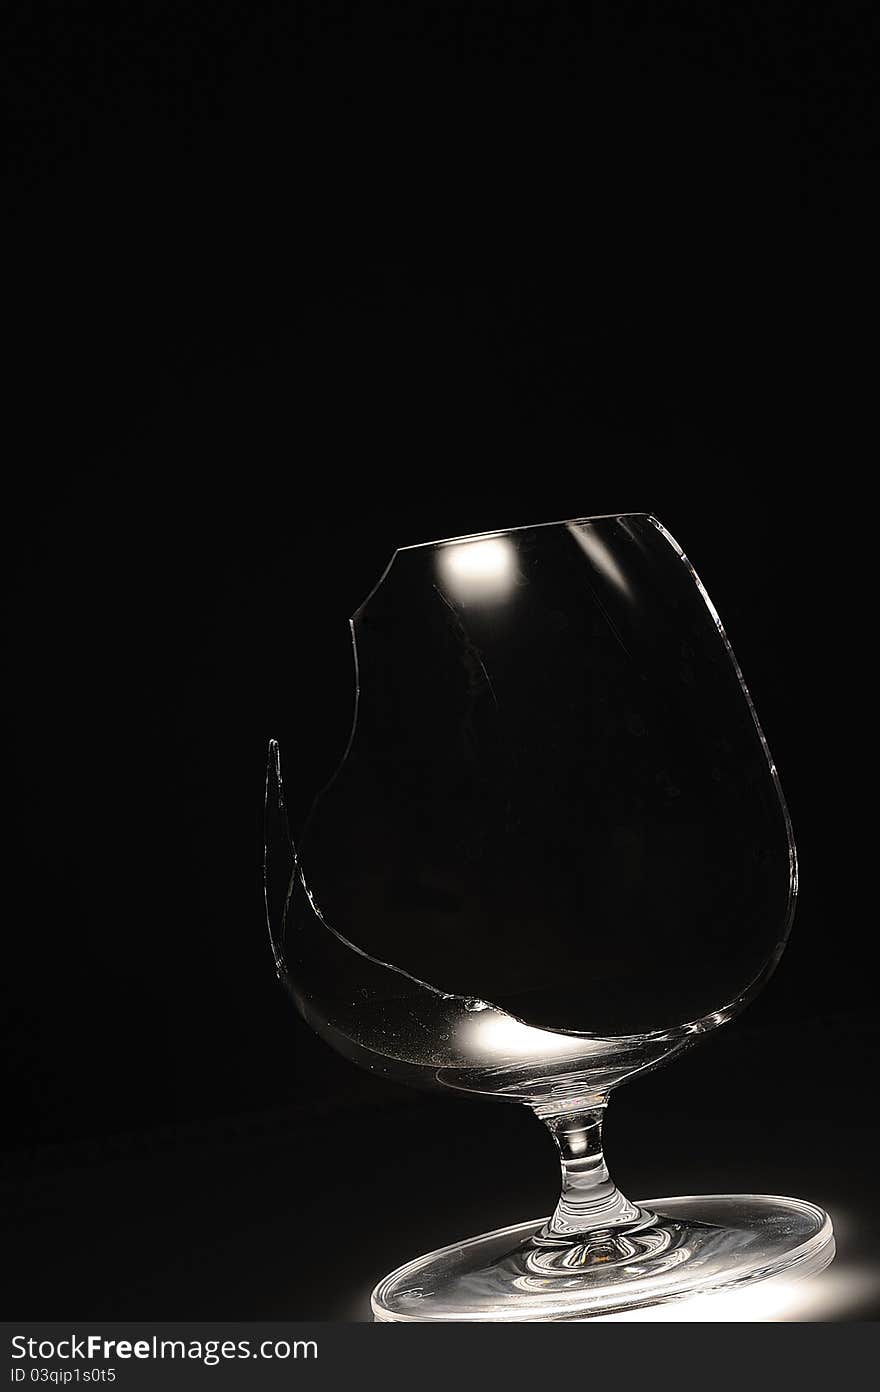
[264,513,833,1320]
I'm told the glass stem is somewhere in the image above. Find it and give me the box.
[536,1099,642,1239]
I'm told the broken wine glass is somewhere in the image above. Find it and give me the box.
[264,513,833,1320]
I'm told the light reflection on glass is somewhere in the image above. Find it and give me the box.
[567,521,634,600]
[591,1259,879,1322]
[356,1257,879,1323]
[436,536,517,602]
[464,1010,593,1062]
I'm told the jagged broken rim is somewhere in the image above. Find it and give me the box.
[265,510,797,1049]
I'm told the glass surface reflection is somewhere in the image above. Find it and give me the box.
[264,513,832,1320]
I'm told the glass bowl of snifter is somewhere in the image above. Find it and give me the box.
[264,513,833,1321]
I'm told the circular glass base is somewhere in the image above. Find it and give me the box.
[371,1195,835,1321]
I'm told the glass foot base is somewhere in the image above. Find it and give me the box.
[371,1195,835,1321]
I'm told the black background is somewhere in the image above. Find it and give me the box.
[4,2,877,1319]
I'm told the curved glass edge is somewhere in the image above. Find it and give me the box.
[351,511,651,621]
[370,1196,834,1322]
[645,515,798,998]
[266,510,798,1050]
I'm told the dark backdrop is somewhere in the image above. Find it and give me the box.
[4,2,876,1319]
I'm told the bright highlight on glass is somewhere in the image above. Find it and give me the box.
[465,1010,593,1061]
[436,535,516,600]
[567,520,634,599]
